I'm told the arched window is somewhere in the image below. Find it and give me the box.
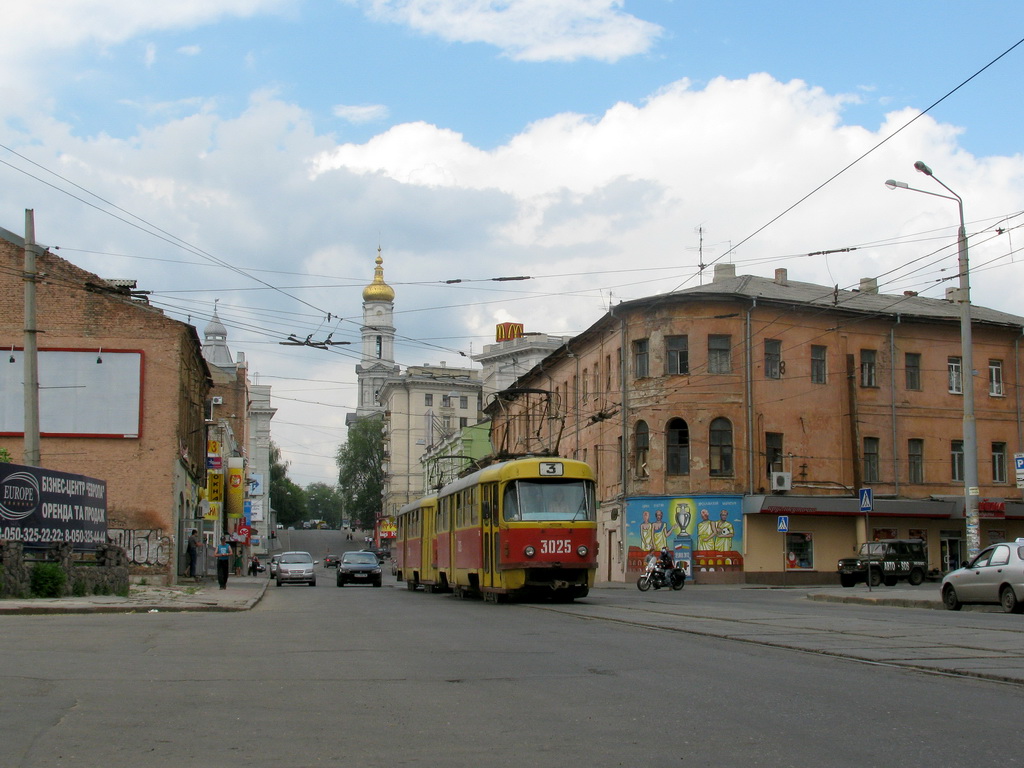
[710,417,733,476]
[666,418,690,476]
[634,420,650,477]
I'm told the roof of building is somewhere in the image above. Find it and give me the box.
[622,267,1024,328]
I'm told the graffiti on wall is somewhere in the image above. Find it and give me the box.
[108,528,171,566]
[625,495,744,576]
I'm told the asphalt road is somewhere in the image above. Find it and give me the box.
[4,542,1024,768]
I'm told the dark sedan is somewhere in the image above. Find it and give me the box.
[324,554,342,568]
[336,551,383,587]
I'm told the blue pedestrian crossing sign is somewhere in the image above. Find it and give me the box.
[777,515,789,533]
[859,488,873,512]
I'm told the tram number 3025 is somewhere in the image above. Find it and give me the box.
[540,539,572,555]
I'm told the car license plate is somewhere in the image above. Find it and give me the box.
[353,573,367,578]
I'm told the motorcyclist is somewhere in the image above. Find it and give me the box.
[656,547,674,586]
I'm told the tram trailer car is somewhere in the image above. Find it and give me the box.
[395,457,598,602]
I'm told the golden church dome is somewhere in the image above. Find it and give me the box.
[362,251,395,303]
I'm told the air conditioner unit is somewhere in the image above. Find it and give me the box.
[771,471,792,492]
[211,396,223,405]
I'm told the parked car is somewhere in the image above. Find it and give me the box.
[941,539,1024,612]
[324,554,342,568]
[268,554,280,577]
[336,551,383,587]
[276,551,318,587]
[836,539,928,587]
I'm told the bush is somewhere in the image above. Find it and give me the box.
[30,562,67,598]
[72,579,87,597]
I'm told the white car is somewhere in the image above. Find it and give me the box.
[941,538,1024,612]
[275,551,318,587]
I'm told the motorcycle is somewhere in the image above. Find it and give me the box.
[636,554,686,591]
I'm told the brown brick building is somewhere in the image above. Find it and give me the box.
[0,223,211,580]
[489,264,1024,584]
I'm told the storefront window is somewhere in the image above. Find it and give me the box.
[785,532,813,569]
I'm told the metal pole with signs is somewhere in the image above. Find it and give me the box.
[860,488,874,592]
[778,516,789,587]
[1015,453,1024,491]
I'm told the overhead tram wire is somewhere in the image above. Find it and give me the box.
[664,34,1024,295]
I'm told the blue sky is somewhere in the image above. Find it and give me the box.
[2,1,1023,485]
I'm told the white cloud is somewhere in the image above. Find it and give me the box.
[358,0,663,62]
[178,44,203,56]
[144,43,157,67]
[333,104,390,124]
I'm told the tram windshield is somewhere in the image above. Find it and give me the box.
[502,480,595,522]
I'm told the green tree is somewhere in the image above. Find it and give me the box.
[306,482,344,528]
[269,441,306,526]
[336,416,384,531]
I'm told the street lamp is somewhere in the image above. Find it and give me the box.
[885,161,979,560]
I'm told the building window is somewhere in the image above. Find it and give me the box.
[592,366,599,400]
[635,420,650,477]
[666,418,690,476]
[785,532,814,569]
[633,339,649,378]
[582,369,588,401]
[442,394,452,408]
[424,394,433,406]
[375,335,382,359]
[863,437,880,483]
[810,345,827,385]
[764,339,782,379]
[459,396,468,409]
[666,335,689,375]
[860,349,877,388]
[708,335,732,374]
[905,353,921,391]
[948,356,962,394]
[908,439,924,484]
[951,440,964,482]
[989,360,1004,396]
[993,442,1007,483]
[765,432,784,476]
[709,417,733,476]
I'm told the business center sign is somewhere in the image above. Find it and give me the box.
[0,463,107,549]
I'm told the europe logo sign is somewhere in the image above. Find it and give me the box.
[0,463,107,549]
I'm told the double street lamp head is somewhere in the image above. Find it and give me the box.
[914,160,934,177]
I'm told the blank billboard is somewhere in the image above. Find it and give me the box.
[1,349,143,438]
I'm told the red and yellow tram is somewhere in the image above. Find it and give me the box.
[394,456,597,602]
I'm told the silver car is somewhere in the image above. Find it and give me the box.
[275,551,318,587]
[941,539,1024,612]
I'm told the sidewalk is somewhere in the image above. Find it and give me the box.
[0,574,270,615]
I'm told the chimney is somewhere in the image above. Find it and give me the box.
[859,277,878,294]
[774,268,788,285]
[714,263,736,282]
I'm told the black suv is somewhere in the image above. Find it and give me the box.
[837,539,928,587]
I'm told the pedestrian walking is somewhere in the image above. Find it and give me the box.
[186,528,200,580]
[216,536,232,589]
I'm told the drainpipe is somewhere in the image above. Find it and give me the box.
[890,324,900,495]
[745,301,755,493]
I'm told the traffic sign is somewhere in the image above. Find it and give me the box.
[777,515,789,533]
[859,488,873,513]
[1016,453,1024,489]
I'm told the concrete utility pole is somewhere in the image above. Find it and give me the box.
[23,209,41,466]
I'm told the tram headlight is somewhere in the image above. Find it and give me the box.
[577,545,588,557]
[524,546,536,558]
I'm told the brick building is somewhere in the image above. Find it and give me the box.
[488,264,1024,584]
[0,223,211,580]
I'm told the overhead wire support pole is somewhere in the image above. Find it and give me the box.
[23,209,41,466]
